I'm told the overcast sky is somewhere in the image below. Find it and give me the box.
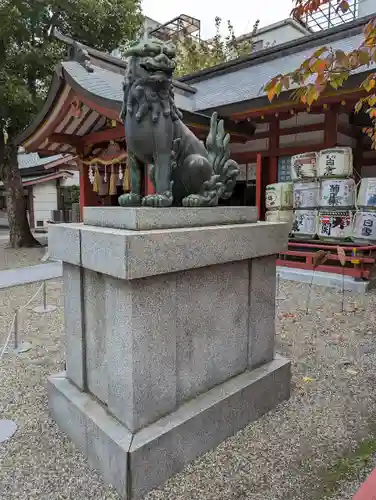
[141,0,293,38]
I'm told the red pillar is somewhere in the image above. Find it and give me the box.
[268,117,279,185]
[256,153,263,220]
[324,106,338,148]
[145,164,155,196]
[79,162,92,221]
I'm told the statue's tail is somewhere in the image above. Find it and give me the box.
[206,112,240,200]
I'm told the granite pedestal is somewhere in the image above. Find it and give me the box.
[48,206,291,499]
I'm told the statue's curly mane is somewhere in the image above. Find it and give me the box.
[120,39,182,124]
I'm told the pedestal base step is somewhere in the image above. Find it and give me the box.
[48,355,290,499]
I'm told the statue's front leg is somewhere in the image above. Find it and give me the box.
[182,175,223,207]
[118,151,142,206]
[142,152,173,207]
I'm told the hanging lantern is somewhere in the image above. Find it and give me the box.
[118,163,123,181]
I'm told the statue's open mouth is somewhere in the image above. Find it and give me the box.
[140,61,174,80]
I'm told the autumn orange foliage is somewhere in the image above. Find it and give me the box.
[292,0,350,18]
[265,0,376,148]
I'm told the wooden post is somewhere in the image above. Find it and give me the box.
[353,134,363,181]
[324,107,338,148]
[256,153,263,220]
[145,164,155,196]
[27,186,35,230]
[78,160,92,221]
[268,117,279,184]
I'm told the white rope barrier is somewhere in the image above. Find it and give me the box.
[0,282,44,360]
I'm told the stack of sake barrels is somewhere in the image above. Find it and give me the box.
[316,147,355,242]
[265,181,294,231]
[290,147,356,242]
[352,177,376,243]
[290,151,320,239]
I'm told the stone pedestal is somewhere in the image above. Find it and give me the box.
[48,206,291,499]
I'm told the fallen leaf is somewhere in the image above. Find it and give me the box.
[281,312,297,319]
[346,368,358,375]
[302,377,314,383]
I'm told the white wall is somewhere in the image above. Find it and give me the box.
[358,0,375,17]
[253,24,307,48]
[60,171,80,187]
[33,181,58,227]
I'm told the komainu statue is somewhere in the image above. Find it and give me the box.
[119,38,240,207]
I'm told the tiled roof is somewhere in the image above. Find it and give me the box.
[18,152,64,170]
[62,61,196,112]
[191,32,367,110]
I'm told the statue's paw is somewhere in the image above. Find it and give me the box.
[182,193,218,207]
[118,193,142,206]
[142,192,173,207]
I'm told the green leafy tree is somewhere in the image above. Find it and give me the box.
[170,17,260,77]
[0,0,142,247]
[265,0,376,147]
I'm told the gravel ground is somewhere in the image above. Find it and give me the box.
[1,277,376,500]
[0,241,45,271]
[331,455,376,500]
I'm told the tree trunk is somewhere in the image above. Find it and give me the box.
[0,140,40,248]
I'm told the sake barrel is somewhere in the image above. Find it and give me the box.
[357,178,376,210]
[293,181,320,209]
[319,178,355,208]
[318,210,353,242]
[291,152,317,181]
[265,182,293,210]
[317,147,353,178]
[291,210,318,238]
[352,211,376,243]
[266,210,294,231]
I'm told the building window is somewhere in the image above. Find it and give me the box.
[278,156,292,182]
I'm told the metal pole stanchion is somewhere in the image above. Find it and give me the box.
[33,281,57,313]
[14,309,18,350]
[11,308,32,354]
[276,271,286,301]
[43,281,47,310]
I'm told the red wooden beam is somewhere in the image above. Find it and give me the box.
[276,260,370,279]
[231,90,365,120]
[281,250,374,264]
[83,124,124,146]
[78,94,120,121]
[49,133,82,147]
[288,241,376,251]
